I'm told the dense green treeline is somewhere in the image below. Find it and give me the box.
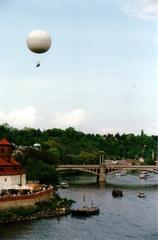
[0,124,157,184]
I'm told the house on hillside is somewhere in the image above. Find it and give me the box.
[0,138,26,189]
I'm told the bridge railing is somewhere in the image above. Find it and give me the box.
[57,164,100,168]
[57,164,158,170]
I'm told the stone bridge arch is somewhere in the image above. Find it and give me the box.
[56,167,99,176]
[56,165,106,182]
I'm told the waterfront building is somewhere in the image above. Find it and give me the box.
[0,138,26,189]
[0,138,54,210]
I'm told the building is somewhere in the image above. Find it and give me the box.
[0,138,26,189]
[0,138,54,210]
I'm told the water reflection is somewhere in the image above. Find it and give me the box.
[60,171,158,188]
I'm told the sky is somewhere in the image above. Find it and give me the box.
[0,0,158,135]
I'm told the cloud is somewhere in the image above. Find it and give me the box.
[0,106,37,129]
[0,111,6,123]
[122,0,158,21]
[51,108,88,129]
[0,107,89,130]
[144,123,158,135]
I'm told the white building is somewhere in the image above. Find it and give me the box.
[0,138,26,189]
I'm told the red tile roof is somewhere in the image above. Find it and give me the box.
[0,138,12,146]
[0,138,25,176]
[0,158,21,166]
[0,158,9,166]
[0,158,25,175]
[10,159,21,165]
[0,168,25,176]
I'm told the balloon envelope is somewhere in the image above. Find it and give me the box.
[26,30,51,54]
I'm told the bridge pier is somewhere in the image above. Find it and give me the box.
[98,165,106,183]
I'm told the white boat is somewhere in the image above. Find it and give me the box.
[139,174,145,179]
[60,182,69,189]
[115,170,127,176]
[137,192,145,198]
[139,171,150,179]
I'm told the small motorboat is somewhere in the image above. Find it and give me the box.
[139,173,148,179]
[115,170,127,176]
[60,182,69,189]
[139,173,146,179]
[137,192,145,198]
[115,171,122,176]
[120,170,127,176]
[71,206,100,217]
[139,171,150,179]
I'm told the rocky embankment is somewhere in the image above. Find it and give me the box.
[0,207,70,224]
[0,195,74,225]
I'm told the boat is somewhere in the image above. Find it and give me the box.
[115,170,127,176]
[60,182,69,189]
[112,189,123,197]
[71,206,100,217]
[120,170,127,176]
[139,174,146,179]
[139,171,149,179]
[137,192,145,198]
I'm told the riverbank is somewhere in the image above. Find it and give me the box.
[0,194,74,225]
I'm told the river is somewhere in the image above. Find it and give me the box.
[0,173,158,240]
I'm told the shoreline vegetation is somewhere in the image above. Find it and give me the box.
[0,194,75,225]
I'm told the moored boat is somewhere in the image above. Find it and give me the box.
[112,189,123,197]
[115,170,127,176]
[139,171,150,179]
[139,173,146,179]
[71,206,100,217]
[137,192,145,198]
[60,182,69,189]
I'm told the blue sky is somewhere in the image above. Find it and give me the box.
[0,0,157,135]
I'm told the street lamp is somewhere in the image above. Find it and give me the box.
[99,151,105,165]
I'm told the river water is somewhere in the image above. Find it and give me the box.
[0,173,158,240]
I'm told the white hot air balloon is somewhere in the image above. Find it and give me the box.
[26,30,51,67]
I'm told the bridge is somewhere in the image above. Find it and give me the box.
[56,164,158,183]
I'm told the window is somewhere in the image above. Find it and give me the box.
[1,148,4,153]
